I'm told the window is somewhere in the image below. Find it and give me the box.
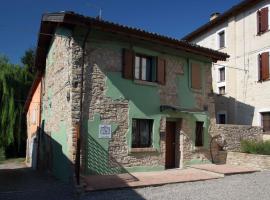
[132,119,153,148]
[218,86,225,95]
[195,121,204,147]
[218,31,225,48]
[257,7,269,34]
[258,52,270,81]
[217,114,226,124]
[219,67,225,82]
[191,63,202,90]
[134,55,156,82]
[122,49,166,84]
[31,108,37,125]
[261,112,270,132]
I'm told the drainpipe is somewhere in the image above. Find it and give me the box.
[75,28,91,185]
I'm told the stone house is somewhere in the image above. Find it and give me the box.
[183,0,270,130]
[27,11,228,181]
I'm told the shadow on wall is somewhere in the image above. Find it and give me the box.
[215,94,255,125]
[85,134,138,179]
[36,121,72,182]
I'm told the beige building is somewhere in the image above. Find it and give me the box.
[183,0,270,132]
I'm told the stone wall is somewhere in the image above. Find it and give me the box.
[42,27,74,162]
[210,124,263,151]
[227,151,270,170]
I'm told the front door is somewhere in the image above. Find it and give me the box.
[165,121,176,169]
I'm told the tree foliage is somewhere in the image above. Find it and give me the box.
[21,48,36,74]
[0,55,33,157]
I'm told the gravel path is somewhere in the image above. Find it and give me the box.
[81,171,270,200]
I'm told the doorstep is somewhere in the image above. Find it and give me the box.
[189,164,260,176]
[83,168,222,191]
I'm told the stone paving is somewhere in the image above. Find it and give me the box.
[0,161,75,200]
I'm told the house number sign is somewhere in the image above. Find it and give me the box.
[99,125,112,138]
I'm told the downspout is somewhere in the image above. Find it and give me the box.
[75,28,91,185]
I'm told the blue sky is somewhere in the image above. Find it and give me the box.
[0,0,241,64]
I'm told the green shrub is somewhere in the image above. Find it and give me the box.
[0,147,5,163]
[241,140,270,155]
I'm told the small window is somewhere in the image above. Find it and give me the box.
[191,63,202,90]
[217,114,226,124]
[134,55,156,82]
[132,119,153,148]
[195,121,204,147]
[31,108,37,125]
[218,86,225,95]
[219,67,225,82]
[261,112,270,132]
[218,31,225,48]
[258,52,270,81]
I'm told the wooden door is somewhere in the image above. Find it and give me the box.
[165,121,176,169]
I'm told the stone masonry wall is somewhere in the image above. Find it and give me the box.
[210,124,263,152]
[227,151,270,170]
[43,29,74,162]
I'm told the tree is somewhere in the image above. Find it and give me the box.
[0,55,33,157]
[21,48,35,74]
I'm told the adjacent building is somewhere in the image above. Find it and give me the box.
[183,0,270,131]
[25,11,228,181]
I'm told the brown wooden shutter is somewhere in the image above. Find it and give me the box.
[258,54,262,81]
[157,57,166,85]
[257,10,262,34]
[191,63,202,89]
[122,49,134,79]
[261,52,269,81]
[261,7,269,33]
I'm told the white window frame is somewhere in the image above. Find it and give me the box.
[257,108,270,127]
[215,64,226,94]
[217,111,227,124]
[216,28,226,50]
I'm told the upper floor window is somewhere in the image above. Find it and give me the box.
[219,67,225,82]
[257,7,269,34]
[191,63,202,90]
[218,30,225,49]
[123,49,166,84]
[132,119,153,148]
[258,51,270,81]
[135,55,156,82]
[217,113,226,124]
[261,112,270,132]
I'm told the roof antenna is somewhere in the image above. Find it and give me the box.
[86,2,102,20]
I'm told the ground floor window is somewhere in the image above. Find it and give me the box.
[261,112,270,132]
[217,113,226,124]
[132,119,153,148]
[195,121,204,147]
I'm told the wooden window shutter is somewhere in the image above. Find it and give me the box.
[261,52,270,81]
[261,7,269,33]
[258,54,262,81]
[122,49,134,79]
[157,57,166,85]
[257,10,262,34]
[191,63,202,89]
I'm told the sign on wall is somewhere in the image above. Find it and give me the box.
[99,124,112,138]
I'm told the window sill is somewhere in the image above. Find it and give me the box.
[217,47,226,50]
[134,80,158,87]
[130,147,157,153]
[257,79,270,83]
[257,29,270,36]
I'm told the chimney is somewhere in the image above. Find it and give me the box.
[210,12,220,21]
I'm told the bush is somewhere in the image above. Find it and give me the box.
[241,140,270,155]
[0,147,5,163]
